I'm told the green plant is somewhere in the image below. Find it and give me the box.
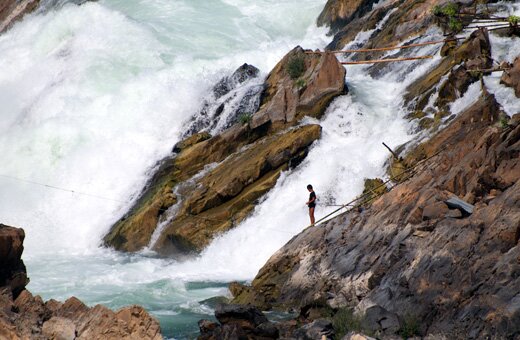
[287,55,305,79]
[238,112,252,125]
[331,308,363,339]
[508,15,520,26]
[448,17,463,32]
[498,116,509,129]
[442,2,459,17]
[431,5,442,16]
[399,314,420,339]
[295,78,307,89]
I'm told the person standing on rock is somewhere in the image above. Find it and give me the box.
[306,184,316,225]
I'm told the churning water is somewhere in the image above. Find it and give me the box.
[0,0,518,338]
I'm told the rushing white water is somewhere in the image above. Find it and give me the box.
[1,0,519,339]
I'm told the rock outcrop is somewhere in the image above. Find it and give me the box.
[104,48,346,255]
[0,224,163,340]
[231,90,520,338]
[0,225,28,299]
[317,0,380,34]
[501,56,520,98]
[0,0,40,33]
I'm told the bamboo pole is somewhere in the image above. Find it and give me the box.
[340,55,433,65]
[305,38,461,55]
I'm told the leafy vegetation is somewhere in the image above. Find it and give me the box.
[498,115,509,129]
[399,314,420,339]
[432,2,463,33]
[287,55,306,79]
[295,78,307,89]
[238,112,252,125]
[508,15,520,26]
[331,308,363,339]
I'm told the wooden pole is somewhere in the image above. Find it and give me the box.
[340,55,433,65]
[305,39,461,55]
[382,142,400,160]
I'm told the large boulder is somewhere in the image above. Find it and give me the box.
[0,225,28,298]
[152,124,321,255]
[501,56,520,98]
[251,46,346,130]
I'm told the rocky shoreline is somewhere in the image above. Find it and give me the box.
[0,224,163,340]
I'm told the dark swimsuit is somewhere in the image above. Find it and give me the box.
[308,191,316,208]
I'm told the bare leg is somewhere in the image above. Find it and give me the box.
[309,207,315,225]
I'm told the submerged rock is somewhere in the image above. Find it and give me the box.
[184,63,262,136]
[0,224,163,339]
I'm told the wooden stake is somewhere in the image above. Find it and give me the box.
[305,39,461,55]
[340,55,433,65]
[382,142,400,160]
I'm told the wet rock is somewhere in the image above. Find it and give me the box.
[317,0,379,33]
[501,56,520,98]
[185,63,262,136]
[0,0,40,33]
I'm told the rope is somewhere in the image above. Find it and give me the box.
[341,55,433,65]
[305,38,462,55]
[0,173,129,204]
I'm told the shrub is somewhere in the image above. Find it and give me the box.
[287,56,305,79]
[332,308,362,339]
[295,78,307,89]
[498,115,509,129]
[508,15,520,26]
[238,112,252,125]
[399,314,420,339]
[448,17,463,32]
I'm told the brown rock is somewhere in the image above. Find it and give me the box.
[422,201,449,221]
[251,47,346,129]
[0,225,28,298]
[42,317,76,340]
[0,0,40,33]
[231,81,520,338]
[317,0,378,32]
[153,124,322,255]
[501,56,520,98]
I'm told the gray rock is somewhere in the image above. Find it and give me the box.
[215,303,268,327]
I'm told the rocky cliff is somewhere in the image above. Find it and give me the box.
[103,47,346,255]
[226,0,520,339]
[0,224,163,340]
